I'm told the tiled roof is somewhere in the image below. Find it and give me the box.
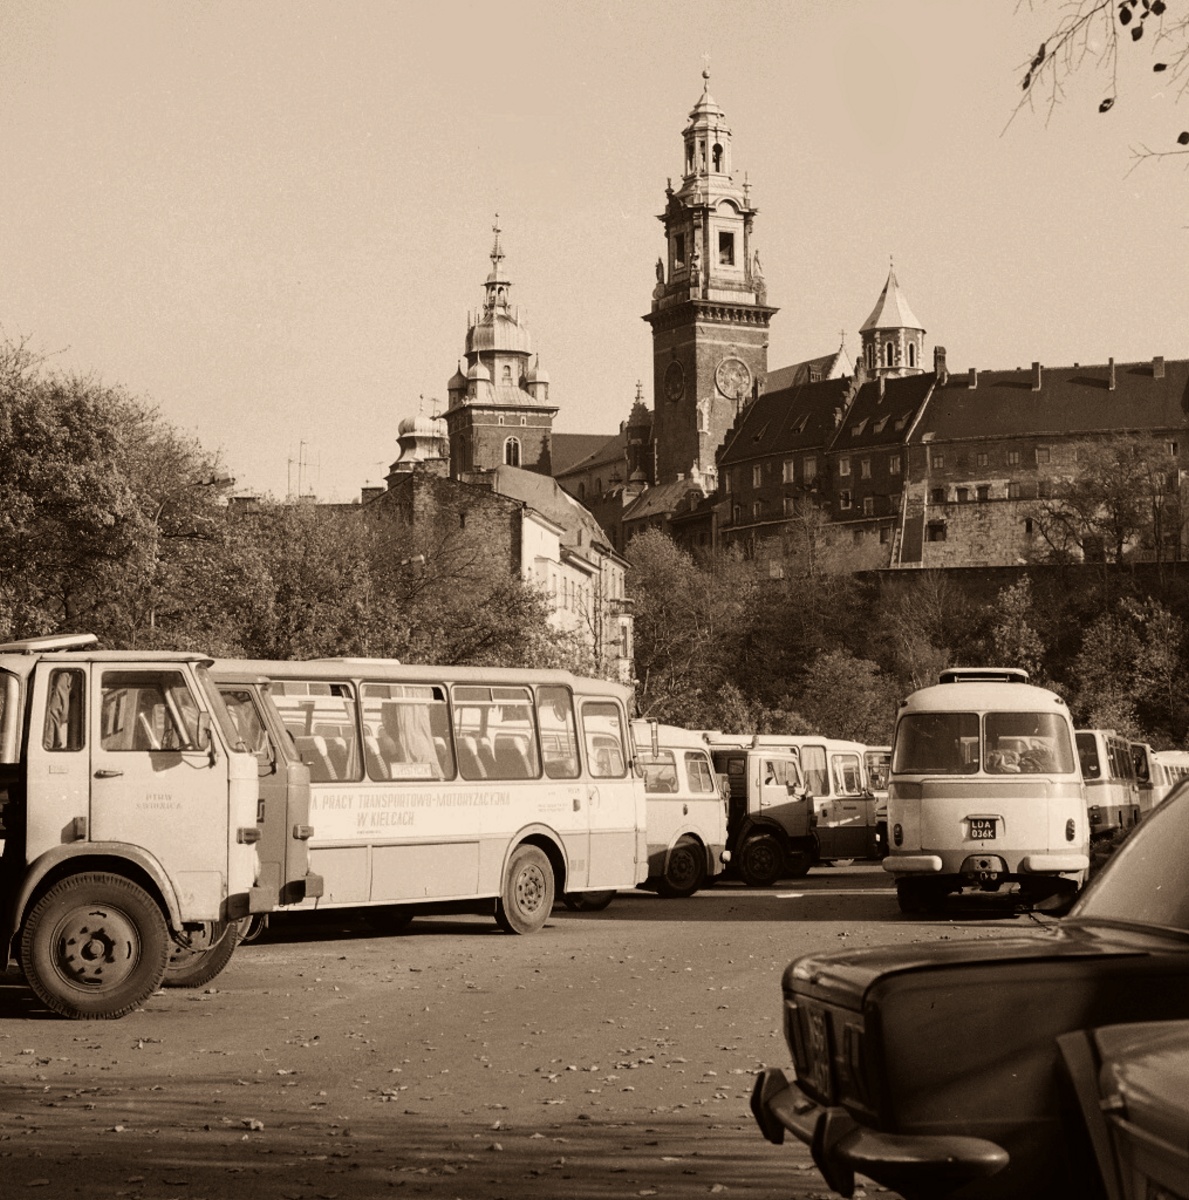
[552,432,616,474]
[718,376,855,466]
[828,372,935,451]
[916,359,1189,442]
[622,479,703,523]
[763,346,852,393]
[555,430,626,478]
[860,267,924,333]
[491,465,609,551]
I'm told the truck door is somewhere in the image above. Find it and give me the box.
[89,666,231,921]
[757,756,809,839]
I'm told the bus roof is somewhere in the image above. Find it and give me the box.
[901,679,1069,714]
[631,720,713,751]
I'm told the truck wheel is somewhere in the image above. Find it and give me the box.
[163,920,239,989]
[562,890,616,911]
[495,845,555,934]
[738,834,784,888]
[237,914,269,944]
[656,837,707,898]
[19,872,170,1020]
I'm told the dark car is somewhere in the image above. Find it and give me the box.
[750,780,1189,1200]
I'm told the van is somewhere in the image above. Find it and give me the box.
[885,667,1089,913]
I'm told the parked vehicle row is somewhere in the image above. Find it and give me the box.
[752,664,1189,1200]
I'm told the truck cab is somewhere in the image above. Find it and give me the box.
[0,634,279,1017]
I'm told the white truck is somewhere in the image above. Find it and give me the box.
[0,634,278,1018]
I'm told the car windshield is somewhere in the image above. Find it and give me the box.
[1069,783,1189,934]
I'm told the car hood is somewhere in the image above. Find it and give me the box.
[784,925,1153,1008]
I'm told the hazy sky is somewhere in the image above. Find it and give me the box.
[2,1,1187,500]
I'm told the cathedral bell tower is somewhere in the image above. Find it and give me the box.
[644,67,778,487]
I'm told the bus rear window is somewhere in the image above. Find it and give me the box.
[893,713,980,775]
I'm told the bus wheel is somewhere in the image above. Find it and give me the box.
[365,905,415,934]
[657,838,706,898]
[19,872,170,1020]
[163,920,239,989]
[495,845,555,934]
[738,834,784,888]
[562,890,616,912]
[237,914,268,944]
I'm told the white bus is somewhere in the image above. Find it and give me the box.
[1076,729,1140,838]
[1142,746,1189,810]
[214,659,647,934]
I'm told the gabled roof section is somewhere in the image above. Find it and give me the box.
[860,266,924,333]
[763,344,853,393]
[914,359,1189,443]
[491,465,610,553]
[828,372,936,451]
[718,376,856,466]
[552,432,617,475]
[622,479,704,524]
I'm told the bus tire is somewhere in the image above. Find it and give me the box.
[163,920,239,989]
[738,834,784,888]
[656,837,706,898]
[495,845,555,934]
[562,890,616,912]
[19,872,170,1020]
[896,877,943,916]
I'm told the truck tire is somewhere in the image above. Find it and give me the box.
[19,872,170,1020]
[785,846,814,879]
[163,920,239,988]
[656,837,707,898]
[494,844,555,934]
[738,833,784,888]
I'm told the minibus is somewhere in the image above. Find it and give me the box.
[885,667,1089,914]
[1076,729,1140,837]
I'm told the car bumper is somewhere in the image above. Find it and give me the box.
[881,854,942,874]
[750,1068,1009,1199]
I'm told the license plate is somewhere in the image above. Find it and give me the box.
[802,1006,833,1101]
[969,817,997,839]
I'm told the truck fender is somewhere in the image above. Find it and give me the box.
[12,843,184,937]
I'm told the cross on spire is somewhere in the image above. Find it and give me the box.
[490,214,504,273]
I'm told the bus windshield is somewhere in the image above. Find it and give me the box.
[894,711,1074,775]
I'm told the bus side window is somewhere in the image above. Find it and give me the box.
[537,686,579,780]
[362,683,453,782]
[582,701,627,778]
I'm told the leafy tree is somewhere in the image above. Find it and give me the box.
[793,649,900,744]
[990,577,1048,680]
[1015,1,1189,165]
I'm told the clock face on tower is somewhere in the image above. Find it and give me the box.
[715,356,752,401]
[663,360,685,402]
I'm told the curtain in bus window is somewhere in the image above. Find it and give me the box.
[537,686,579,779]
[270,680,361,783]
[983,712,1074,774]
[798,745,829,794]
[893,714,980,775]
[684,751,716,793]
[43,669,85,751]
[361,683,453,781]
[582,701,627,778]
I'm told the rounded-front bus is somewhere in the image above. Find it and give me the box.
[1076,729,1140,837]
[214,658,647,935]
[885,667,1089,914]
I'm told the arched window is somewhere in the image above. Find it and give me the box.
[712,143,723,171]
[578,482,586,501]
[865,343,875,370]
[520,415,526,425]
[884,341,895,367]
[498,414,505,426]
[504,437,521,468]
[502,365,512,383]
[908,342,916,368]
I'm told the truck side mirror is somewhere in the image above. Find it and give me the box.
[196,711,217,766]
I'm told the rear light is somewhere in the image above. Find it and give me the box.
[1066,818,1076,842]
[1089,805,1102,826]
[893,823,903,846]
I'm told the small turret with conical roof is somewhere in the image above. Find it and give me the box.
[859,262,926,377]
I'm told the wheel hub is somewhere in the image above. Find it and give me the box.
[56,908,137,988]
[516,866,546,912]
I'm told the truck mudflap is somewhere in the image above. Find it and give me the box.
[750,1067,1010,1199]
[226,886,277,919]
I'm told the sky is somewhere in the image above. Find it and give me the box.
[2,0,1187,501]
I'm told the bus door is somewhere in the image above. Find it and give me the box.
[579,698,637,888]
[823,748,874,858]
[88,665,244,920]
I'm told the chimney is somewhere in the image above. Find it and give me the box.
[1154,355,1166,379]
[934,345,949,385]
[1109,357,1116,392]
[878,374,886,400]
[1032,361,1042,391]
[968,367,978,390]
